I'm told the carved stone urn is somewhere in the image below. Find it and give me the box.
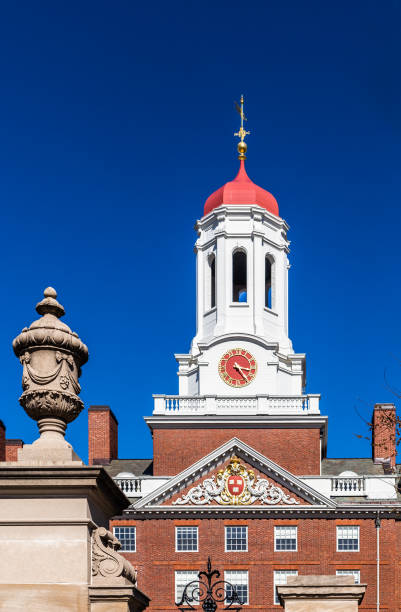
[12,287,89,463]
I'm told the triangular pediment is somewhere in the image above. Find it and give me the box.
[134,438,336,511]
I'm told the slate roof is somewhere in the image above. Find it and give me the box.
[321,458,388,476]
[104,459,153,478]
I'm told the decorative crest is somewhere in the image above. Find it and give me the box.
[176,557,243,612]
[234,95,250,160]
[173,456,300,506]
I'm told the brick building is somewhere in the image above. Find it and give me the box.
[87,129,400,610]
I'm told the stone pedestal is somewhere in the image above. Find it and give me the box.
[277,575,366,611]
[0,288,150,610]
[0,465,149,611]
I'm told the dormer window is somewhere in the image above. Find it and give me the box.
[233,250,247,302]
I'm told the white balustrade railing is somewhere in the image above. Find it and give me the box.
[114,477,142,495]
[153,394,320,415]
[331,477,366,496]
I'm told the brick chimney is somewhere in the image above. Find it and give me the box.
[372,403,396,467]
[88,405,118,465]
[0,420,5,461]
[5,439,24,461]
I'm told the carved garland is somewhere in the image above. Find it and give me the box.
[173,456,300,506]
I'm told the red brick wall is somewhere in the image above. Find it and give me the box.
[111,516,400,611]
[5,439,23,461]
[88,405,118,465]
[372,403,396,467]
[152,428,321,476]
[0,420,5,462]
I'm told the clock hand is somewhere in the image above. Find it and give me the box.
[233,362,250,380]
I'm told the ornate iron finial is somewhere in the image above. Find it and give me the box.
[234,95,250,160]
[176,557,243,612]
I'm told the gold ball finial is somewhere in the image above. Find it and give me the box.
[238,141,247,160]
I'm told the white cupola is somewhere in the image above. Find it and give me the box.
[164,98,318,416]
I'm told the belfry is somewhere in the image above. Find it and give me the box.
[148,97,322,477]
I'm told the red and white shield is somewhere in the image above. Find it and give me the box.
[227,475,245,497]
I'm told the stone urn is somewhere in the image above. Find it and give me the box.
[12,287,89,463]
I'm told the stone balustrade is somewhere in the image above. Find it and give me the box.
[331,477,366,496]
[153,394,321,415]
[114,474,398,502]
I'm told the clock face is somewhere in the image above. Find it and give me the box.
[218,348,257,387]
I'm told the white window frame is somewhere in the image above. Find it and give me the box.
[224,570,249,605]
[274,526,297,552]
[113,526,136,552]
[225,525,248,552]
[175,526,199,552]
[336,526,360,552]
[336,569,360,584]
[175,570,199,605]
[273,570,298,605]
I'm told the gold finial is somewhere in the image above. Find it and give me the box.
[234,94,250,160]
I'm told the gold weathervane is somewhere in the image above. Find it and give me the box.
[234,94,250,160]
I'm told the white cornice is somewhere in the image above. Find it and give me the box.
[145,414,328,430]
[124,505,401,518]
[197,333,280,352]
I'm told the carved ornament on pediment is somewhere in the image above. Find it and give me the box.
[92,527,137,585]
[173,456,300,506]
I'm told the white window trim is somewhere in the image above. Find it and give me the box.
[274,526,298,552]
[336,569,361,584]
[112,526,136,553]
[175,570,199,605]
[175,526,199,552]
[224,570,249,605]
[336,526,360,552]
[273,570,298,605]
[224,525,248,552]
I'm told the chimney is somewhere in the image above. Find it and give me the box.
[5,439,24,461]
[372,403,396,467]
[0,420,5,461]
[88,405,118,465]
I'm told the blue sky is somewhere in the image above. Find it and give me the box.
[0,1,400,462]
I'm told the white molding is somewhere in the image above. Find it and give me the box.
[134,437,335,510]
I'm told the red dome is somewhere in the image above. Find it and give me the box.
[204,160,279,217]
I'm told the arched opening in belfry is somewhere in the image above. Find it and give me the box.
[233,250,247,302]
[265,255,273,309]
[210,255,216,309]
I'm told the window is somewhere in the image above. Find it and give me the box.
[233,250,247,302]
[265,256,272,309]
[274,526,297,551]
[210,255,216,308]
[225,526,247,551]
[336,570,360,584]
[337,526,359,551]
[113,526,136,552]
[175,570,199,605]
[176,526,198,552]
[224,570,248,605]
[273,570,298,605]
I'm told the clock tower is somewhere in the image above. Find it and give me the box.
[147,98,325,477]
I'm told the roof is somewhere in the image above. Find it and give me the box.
[104,459,153,478]
[203,160,279,217]
[322,458,387,476]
